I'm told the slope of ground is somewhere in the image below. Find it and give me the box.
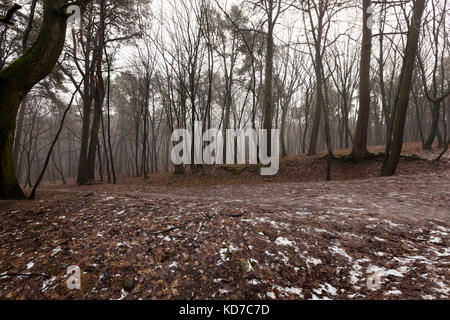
[0,143,449,300]
[36,142,450,190]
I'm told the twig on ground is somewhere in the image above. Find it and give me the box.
[1,273,50,279]
[152,225,182,235]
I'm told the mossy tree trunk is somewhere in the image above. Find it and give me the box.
[0,1,84,199]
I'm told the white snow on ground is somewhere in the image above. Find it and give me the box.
[278,251,290,264]
[429,235,442,243]
[273,286,304,298]
[306,257,322,266]
[51,246,62,256]
[313,283,338,296]
[433,280,450,296]
[117,289,128,300]
[275,237,294,246]
[383,219,403,228]
[384,290,402,296]
[349,258,371,288]
[266,292,276,299]
[331,245,353,261]
[428,247,450,257]
[366,265,409,279]
[41,276,57,292]
[217,244,239,265]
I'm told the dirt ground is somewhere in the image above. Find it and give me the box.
[0,143,449,300]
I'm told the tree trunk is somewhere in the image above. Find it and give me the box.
[307,14,324,156]
[263,20,275,156]
[382,0,426,176]
[78,0,105,185]
[281,105,288,158]
[13,98,26,169]
[352,0,373,159]
[423,102,441,149]
[0,0,72,199]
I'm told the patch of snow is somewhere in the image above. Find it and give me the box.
[295,211,312,216]
[266,292,276,299]
[117,289,128,300]
[41,276,57,292]
[218,244,239,265]
[51,246,62,256]
[274,286,304,298]
[313,283,337,296]
[275,237,294,246]
[428,247,450,257]
[331,245,353,261]
[306,257,322,266]
[349,258,371,286]
[367,265,409,279]
[278,251,289,264]
[385,290,402,296]
[383,219,403,228]
[429,236,441,244]
[265,250,275,257]
[434,280,449,295]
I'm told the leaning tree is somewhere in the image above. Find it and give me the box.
[0,1,90,199]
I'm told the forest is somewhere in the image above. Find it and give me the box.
[0,0,449,301]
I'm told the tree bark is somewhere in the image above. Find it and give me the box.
[263,10,275,156]
[307,9,324,156]
[381,0,426,176]
[0,0,73,199]
[352,0,372,159]
[423,102,441,149]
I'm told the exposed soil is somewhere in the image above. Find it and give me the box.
[0,143,449,300]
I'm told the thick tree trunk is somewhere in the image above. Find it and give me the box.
[0,0,71,199]
[382,0,426,176]
[13,98,27,169]
[352,0,373,159]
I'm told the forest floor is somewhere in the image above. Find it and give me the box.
[0,142,449,300]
